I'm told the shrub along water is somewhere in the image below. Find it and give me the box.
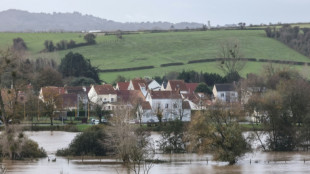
[56,125,109,156]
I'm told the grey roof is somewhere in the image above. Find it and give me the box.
[215,83,236,92]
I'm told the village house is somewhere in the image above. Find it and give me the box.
[88,84,117,110]
[181,92,211,110]
[212,83,238,103]
[115,82,130,90]
[128,78,148,96]
[137,91,191,123]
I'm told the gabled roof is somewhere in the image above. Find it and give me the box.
[56,93,77,109]
[130,79,148,90]
[40,86,65,101]
[141,101,152,110]
[182,101,191,109]
[65,86,90,94]
[116,90,145,104]
[214,83,236,92]
[148,91,181,99]
[183,92,211,106]
[185,83,199,94]
[116,82,129,90]
[168,80,187,91]
[94,84,116,95]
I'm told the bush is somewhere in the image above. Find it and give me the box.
[56,125,109,156]
[20,139,47,158]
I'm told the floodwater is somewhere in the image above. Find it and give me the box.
[1,131,310,174]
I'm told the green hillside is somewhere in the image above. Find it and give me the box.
[0,30,309,83]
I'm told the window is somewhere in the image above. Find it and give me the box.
[165,104,169,108]
[173,103,177,109]
[108,106,111,110]
[221,93,225,98]
[231,93,235,97]
[111,98,114,102]
[104,98,107,101]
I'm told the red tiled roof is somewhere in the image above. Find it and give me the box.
[65,86,90,94]
[94,84,116,95]
[56,93,77,109]
[116,90,145,104]
[130,79,148,90]
[141,101,152,110]
[168,80,187,91]
[117,82,129,90]
[41,86,65,101]
[185,83,199,94]
[149,91,181,99]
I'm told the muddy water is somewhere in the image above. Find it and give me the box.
[1,131,310,174]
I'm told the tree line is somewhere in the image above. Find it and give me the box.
[43,33,97,52]
[265,25,310,57]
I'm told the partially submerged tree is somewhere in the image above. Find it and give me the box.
[188,102,250,165]
[107,108,155,174]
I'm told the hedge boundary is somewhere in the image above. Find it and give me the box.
[99,58,309,73]
[99,66,154,72]
[160,62,184,67]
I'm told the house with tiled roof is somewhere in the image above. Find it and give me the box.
[128,78,148,96]
[39,86,65,103]
[182,92,211,110]
[147,80,161,91]
[88,84,117,107]
[185,83,199,94]
[138,91,191,123]
[164,80,188,94]
[212,83,238,103]
[115,82,130,90]
[55,93,78,111]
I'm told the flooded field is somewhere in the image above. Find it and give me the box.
[1,131,310,174]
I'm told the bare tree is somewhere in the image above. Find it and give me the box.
[107,108,155,174]
[218,38,245,76]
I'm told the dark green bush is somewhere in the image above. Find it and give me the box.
[56,125,109,156]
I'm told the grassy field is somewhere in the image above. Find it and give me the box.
[0,30,309,83]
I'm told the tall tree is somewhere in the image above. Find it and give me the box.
[188,102,249,165]
[84,33,96,44]
[59,52,101,84]
[218,39,245,76]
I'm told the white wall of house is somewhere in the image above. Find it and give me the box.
[137,107,159,123]
[145,94,189,121]
[213,86,238,103]
[148,80,161,91]
[88,86,117,104]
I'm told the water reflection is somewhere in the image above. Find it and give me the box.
[1,131,310,174]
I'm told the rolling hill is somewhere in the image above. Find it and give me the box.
[0,29,309,83]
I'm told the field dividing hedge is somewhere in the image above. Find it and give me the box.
[99,65,154,72]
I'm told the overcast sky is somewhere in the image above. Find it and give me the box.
[1,0,309,25]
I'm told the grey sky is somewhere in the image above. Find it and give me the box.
[1,0,309,25]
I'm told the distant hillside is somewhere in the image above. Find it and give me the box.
[0,9,204,32]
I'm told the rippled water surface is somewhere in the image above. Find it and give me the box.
[1,131,310,174]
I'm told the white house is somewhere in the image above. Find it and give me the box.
[212,83,238,103]
[138,91,191,123]
[88,84,117,107]
[147,80,161,91]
